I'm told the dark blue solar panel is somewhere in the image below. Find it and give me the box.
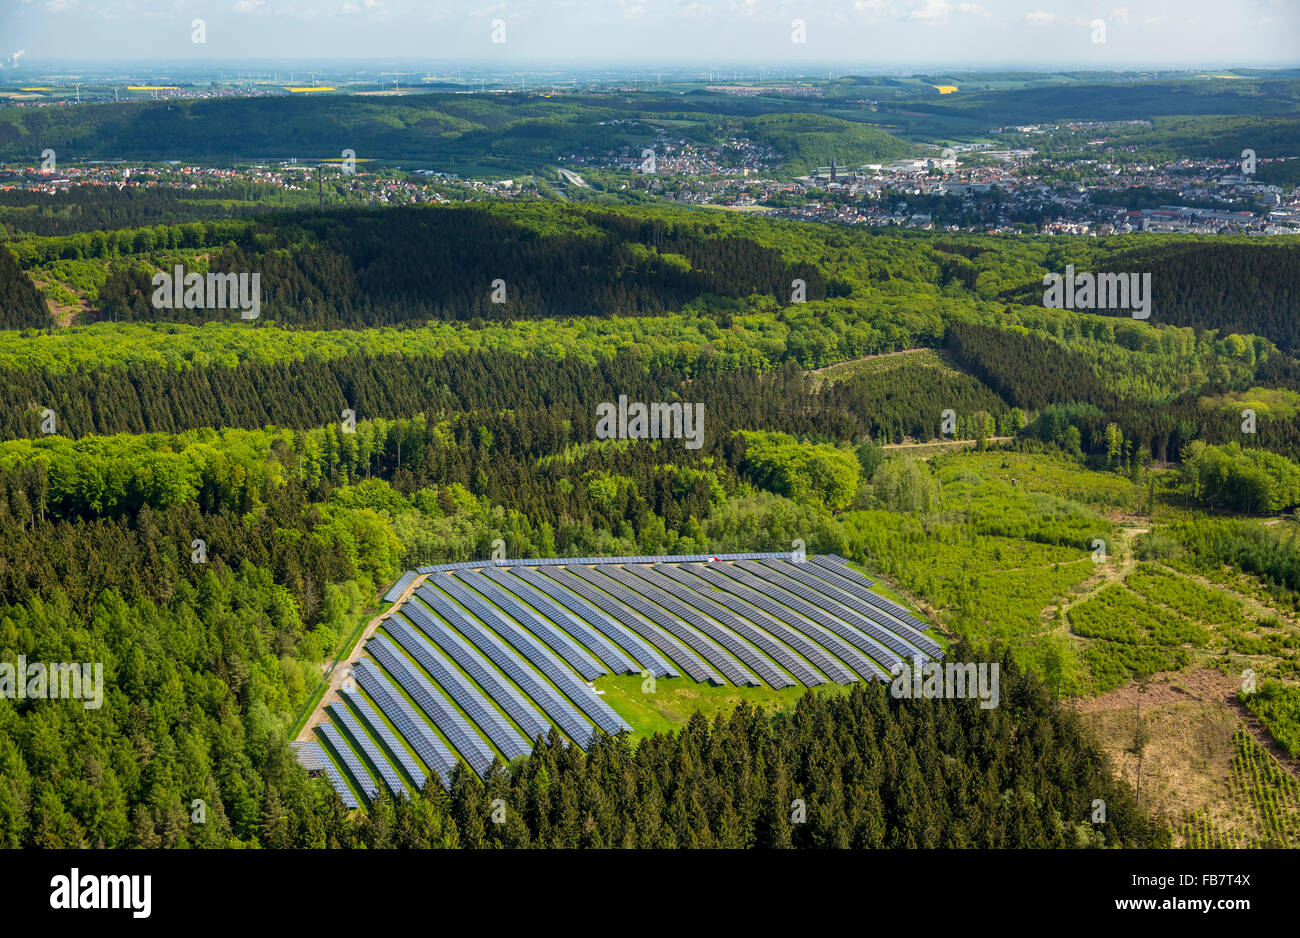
[367,635,497,777]
[383,570,418,604]
[384,616,532,761]
[456,570,606,680]
[420,578,599,748]
[407,591,553,744]
[386,553,924,697]
[579,564,755,686]
[352,658,456,788]
[812,553,871,582]
[317,722,379,803]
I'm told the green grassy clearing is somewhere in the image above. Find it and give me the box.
[593,672,848,741]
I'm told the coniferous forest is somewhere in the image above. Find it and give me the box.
[324,653,1164,850]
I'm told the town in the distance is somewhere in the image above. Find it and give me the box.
[2,65,1296,236]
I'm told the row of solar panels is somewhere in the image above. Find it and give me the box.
[382,569,418,604]
[312,569,646,803]
[308,554,936,806]
[540,556,938,685]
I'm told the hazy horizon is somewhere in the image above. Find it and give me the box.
[2,0,1296,69]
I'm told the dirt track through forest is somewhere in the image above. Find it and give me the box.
[296,573,426,741]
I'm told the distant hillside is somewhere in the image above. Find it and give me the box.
[1000,241,1300,353]
[0,94,472,162]
[0,94,655,172]
[9,204,826,328]
[0,91,906,174]
[742,113,912,174]
[905,78,1300,125]
[1099,114,1300,161]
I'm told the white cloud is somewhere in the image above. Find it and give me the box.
[908,0,982,21]
[910,0,949,19]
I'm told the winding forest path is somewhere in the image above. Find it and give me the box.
[1043,526,1146,634]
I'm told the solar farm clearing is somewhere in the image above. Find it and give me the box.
[299,552,941,806]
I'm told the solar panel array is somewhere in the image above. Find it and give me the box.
[742,560,931,661]
[421,576,600,749]
[586,564,758,685]
[510,566,677,678]
[606,563,782,687]
[479,565,640,675]
[454,570,606,680]
[626,563,821,687]
[295,740,359,808]
[721,561,906,674]
[383,616,532,761]
[651,562,853,685]
[550,565,724,685]
[291,739,326,772]
[809,555,929,632]
[407,589,553,744]
[815,553,871,581]
[808,554,878,592]
[329,701,412,800]
[312,553,935,808]
[383,569,419,604]
[339,685,427,789]
[367,634,497,776]
[678,562,891,682]
[451,573,631,735]
[759,558,942,657]
[317,722,379,803]
[352,658,457,788]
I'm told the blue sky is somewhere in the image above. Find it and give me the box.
[1,0,1296,67]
